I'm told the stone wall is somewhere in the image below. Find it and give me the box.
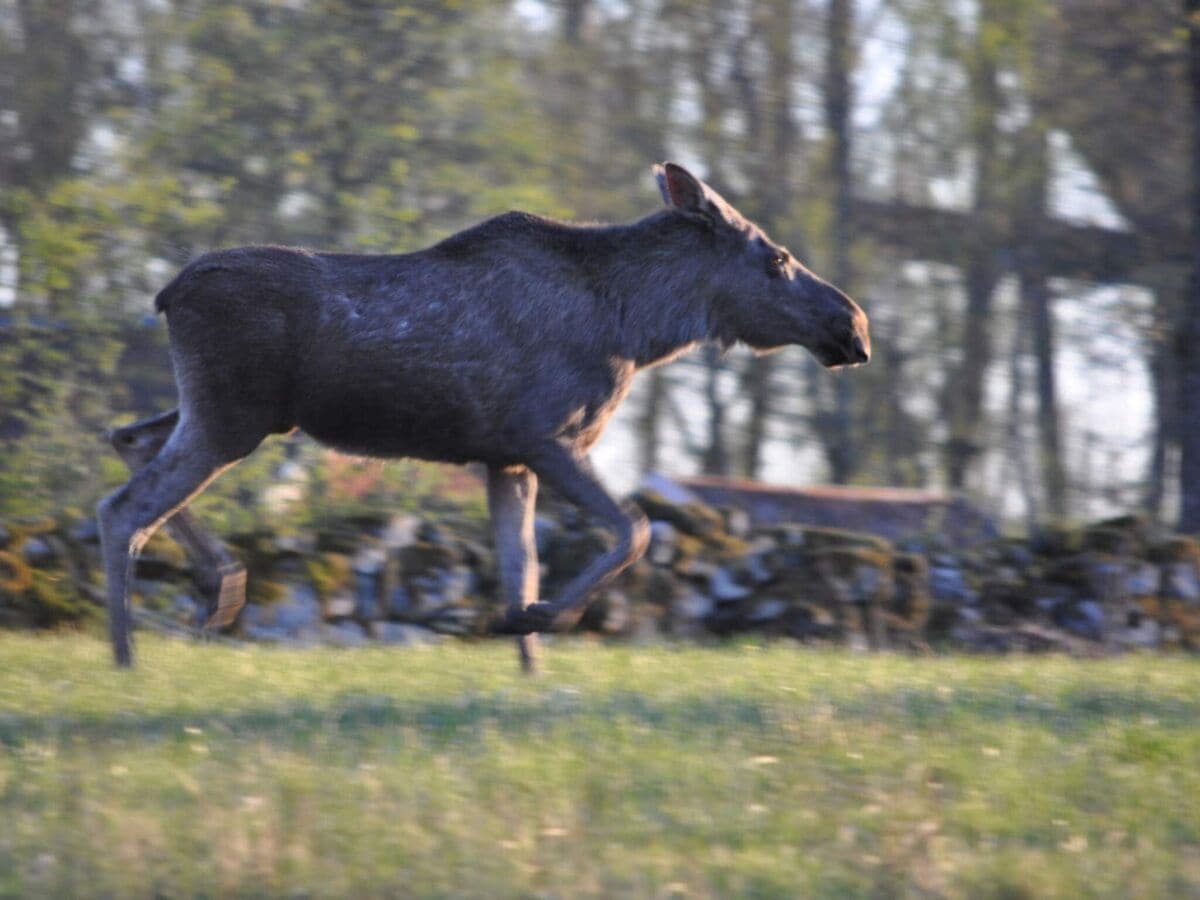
[1,497,1198,653]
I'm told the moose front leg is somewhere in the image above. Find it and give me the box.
[501,442,649,636]
[108,410,246,629]
[486,465,541,673]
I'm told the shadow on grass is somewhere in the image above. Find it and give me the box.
[831,684,1200,732]
[0,691,775,750]
[1,684,1197,750]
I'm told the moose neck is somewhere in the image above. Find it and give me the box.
[583,211,726,369]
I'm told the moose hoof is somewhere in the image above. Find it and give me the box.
[204,563,247,630]
[112,640,134,669]
[496,603,582,635]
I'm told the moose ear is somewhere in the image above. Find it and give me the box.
[654,162,709,213]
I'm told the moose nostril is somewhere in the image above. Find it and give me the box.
[851,334,869,364]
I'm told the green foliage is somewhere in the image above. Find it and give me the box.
[0,167,224,516]
[0,0,588,519]
[1,637,1199,896]
[185,438,292,536]
[302,449,488,526]
[0,322,123,518]
[0,554,96,627]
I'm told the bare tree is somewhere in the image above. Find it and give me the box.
[1179,0,1200,530]
[822,0,858,483]
[1014,115,1067,518]
[944,0,1002,491]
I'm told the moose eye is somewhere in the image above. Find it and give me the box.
[767,254,788,277]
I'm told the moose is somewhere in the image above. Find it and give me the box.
[99,163,870,670]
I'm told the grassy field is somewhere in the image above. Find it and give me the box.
[0,635,1198,898]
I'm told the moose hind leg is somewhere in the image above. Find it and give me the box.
[108,409,247,628]
[108,409,181,469]
[97,419,242,667]
[502,443,649,635]
[486,465,541,673]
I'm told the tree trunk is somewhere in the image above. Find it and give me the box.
[881,342,909,485]
[739,0,798,479]
[1004,299,1038,524]
[824,0,856,484]
[691,3,734,476]
[1147,326,1177,517]
[945,3,1002,491]
[1179,0,1200,531]
[1015,120,1067,518]
[637,369,665,475]
[1023,269,1067,518]
[702,347,730,476]
[14,0,87,187]
[562,0,590,44]
[740,357,770,477]
[5,0,86,313]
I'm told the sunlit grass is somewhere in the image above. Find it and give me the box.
[1,634,1198,897]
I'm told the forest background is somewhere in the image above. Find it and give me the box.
[3,0,1199,534]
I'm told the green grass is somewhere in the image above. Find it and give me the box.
[1,636,1199,898]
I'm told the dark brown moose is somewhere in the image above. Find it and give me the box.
[100,163,870,670]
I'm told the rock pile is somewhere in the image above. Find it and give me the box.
[586,489,931,648]
[920,515,1200,652]
[1,496,1199,653]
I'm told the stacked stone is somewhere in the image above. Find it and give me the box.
[594,490,930,648]
[4,501,1200,653]
[923,514,1200,652]
[230,513,493,646]
[0,516,97,627]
